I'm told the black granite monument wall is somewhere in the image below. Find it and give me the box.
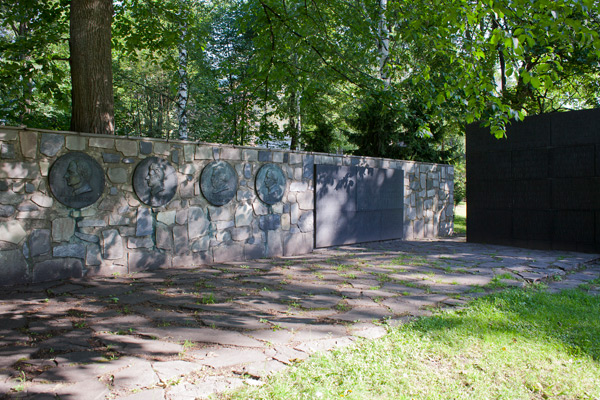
[315,165,404,247]
[466,108,600,252]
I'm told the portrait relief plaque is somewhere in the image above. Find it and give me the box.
[133,157,177,207]
[49,152,105,209]
[200,161,238,206]
[255,163,286,205]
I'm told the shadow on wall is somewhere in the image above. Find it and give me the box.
[315,165,404,248]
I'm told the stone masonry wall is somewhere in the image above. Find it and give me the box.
[0,126,453,286]
[401,161,454,239]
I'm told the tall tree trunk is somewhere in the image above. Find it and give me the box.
[147,91,154,135]
[288,89,301,150]
[176,1,189,140]
[177,39,189,140]
[157,94,164,134]
[20,74,33,124]
[288,52,302,150]
[14,19,33,123]
[498,48,506,93]
[239,92,248,146]
[492,18,506,94]
[377,0,390,87]
[295,89,301,149]
[69,0,115,134]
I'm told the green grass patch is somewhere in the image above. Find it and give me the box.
[196,293,216,304]
[336,264,359,271]
[454,202,466,235]
[390,254,430,267]
[496,272,514,280]
[484,273,517,290]
[223,288,600,399]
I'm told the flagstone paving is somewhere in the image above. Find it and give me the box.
[1,237,599,399]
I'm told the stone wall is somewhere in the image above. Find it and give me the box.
[400,161,454,239]
[0,125,454,286]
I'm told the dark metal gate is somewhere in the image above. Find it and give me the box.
[315,165,404,248]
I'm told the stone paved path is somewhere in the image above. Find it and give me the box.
[1,238,599,399]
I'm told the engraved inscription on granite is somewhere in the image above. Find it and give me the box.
[49,152,105,209]
[255,163,286,205]
[133,157,177,207]
[200,161,238,206]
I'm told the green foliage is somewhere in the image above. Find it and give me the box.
[198,292,216,305]
[453,161,466,204]
[348,95,463,163]
[201,1,265,145]
[0,0,70,129]
[112,0,211,138]
[303,121,337,154]
[113,53,177,138]
[348,96,399,159]
[1,0,599,159]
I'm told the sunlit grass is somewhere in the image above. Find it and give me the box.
[454,202,466,235]
[389,253,429,267]
[223,288,600,400]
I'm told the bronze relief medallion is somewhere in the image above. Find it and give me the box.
[200,161,238,206]
[133,157,178,207]
[49,152,105,209]
[255,163,286,205]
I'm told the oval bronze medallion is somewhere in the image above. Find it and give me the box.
[255,163,286,205]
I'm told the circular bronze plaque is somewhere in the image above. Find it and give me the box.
[200,161,238,206]
[49,152,105,209]
[255,163,286,205]
[133,157,177,207]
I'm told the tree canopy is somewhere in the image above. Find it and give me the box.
[1,0,598,160]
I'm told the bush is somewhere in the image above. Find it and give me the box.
[453,161,466,204]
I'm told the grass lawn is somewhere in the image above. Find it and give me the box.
[222,288,600,400]
[454,202,466,235]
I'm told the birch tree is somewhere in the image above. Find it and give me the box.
[377,0,390,86]
[176,25,189,140]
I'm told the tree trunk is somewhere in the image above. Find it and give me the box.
[69,0,115,135]
[177,26,189,140]
[492,18,507,94]
[239,92,248,146]
[288,51,302,150]
[288,89,301,150]
[377,0,390,87]
[157,94,164,134]
[295,89,301,149]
